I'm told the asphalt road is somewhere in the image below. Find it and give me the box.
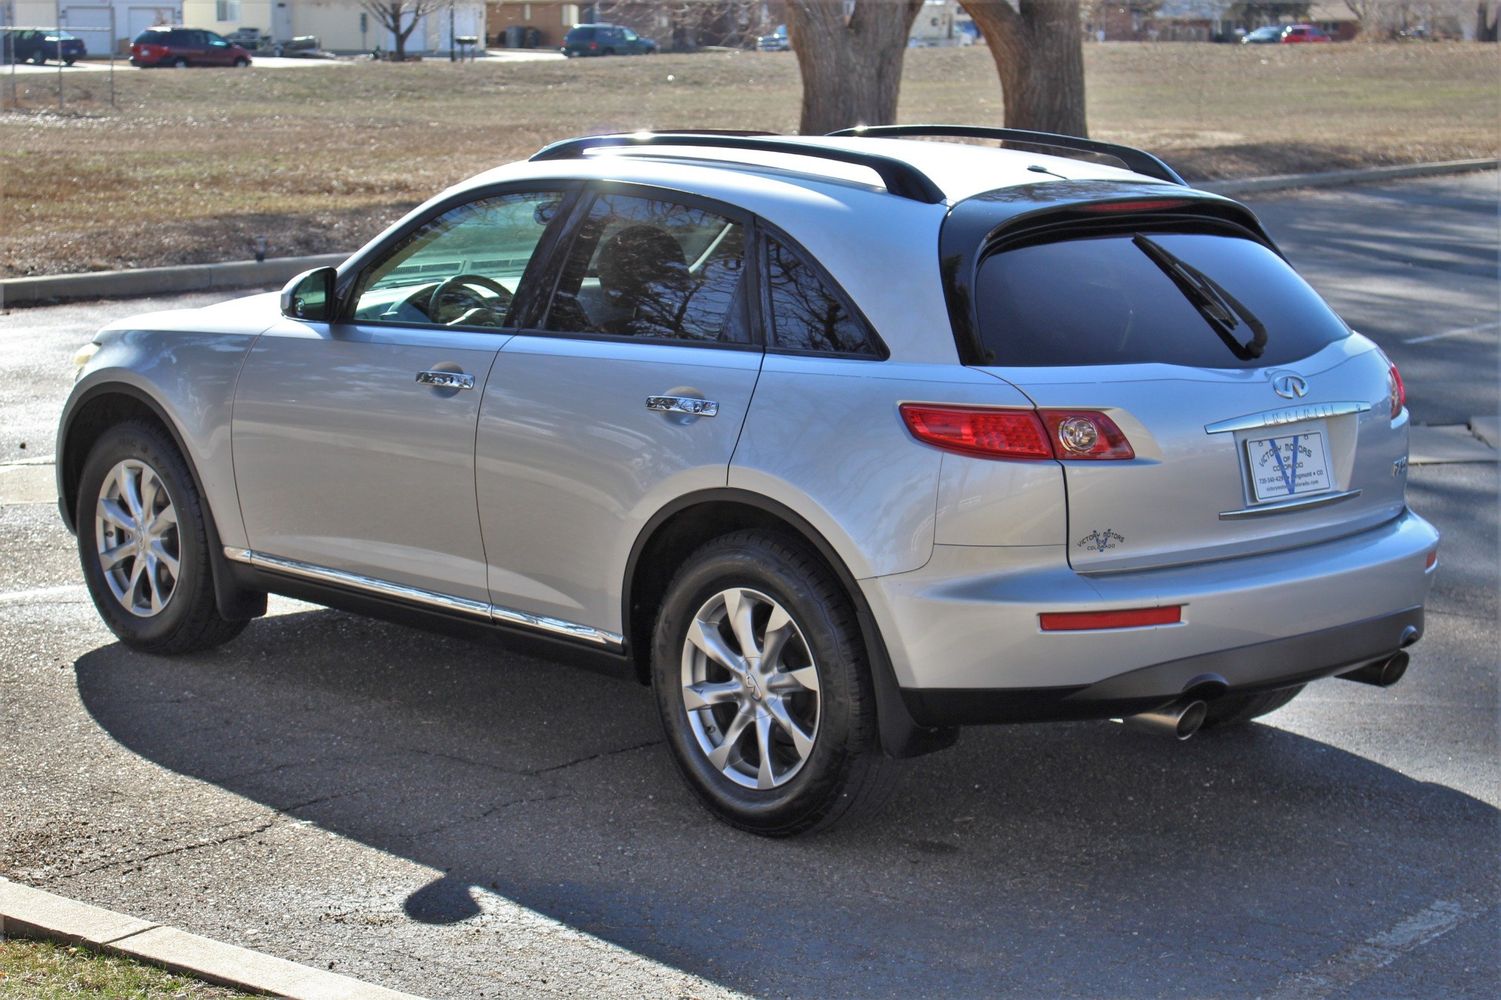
[0,174,1496,999]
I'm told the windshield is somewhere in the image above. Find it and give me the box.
[971,230,1350,368]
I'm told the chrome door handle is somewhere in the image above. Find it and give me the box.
[646,395,718,417]
[416,370,475,390]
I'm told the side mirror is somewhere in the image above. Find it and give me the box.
[280,266,336,321]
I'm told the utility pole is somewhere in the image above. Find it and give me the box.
[449,2,455,61]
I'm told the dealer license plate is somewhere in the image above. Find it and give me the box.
[1246,431,1332,502]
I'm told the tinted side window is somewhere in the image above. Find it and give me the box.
[544,193,749,344]
[971,231,1350,367]
[764,236,878,357]
[353,190,565,328]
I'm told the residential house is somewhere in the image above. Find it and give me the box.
[6,0,182,55]
[179,1,487,54]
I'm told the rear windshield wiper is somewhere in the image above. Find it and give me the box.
[1133,234,1267,361]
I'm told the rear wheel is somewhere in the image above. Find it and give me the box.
[64,56,76,66]
[651,530,890,836]
[77,422,247,654]
[1202,685,1305,729]
[233,57,249,67]
[170,56,188,68]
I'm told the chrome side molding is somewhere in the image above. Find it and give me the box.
[1219,489,1362,521]
[224,548,624,649]
[1204,401,1370,435]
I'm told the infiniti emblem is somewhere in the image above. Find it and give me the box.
[1271,373,1309,399]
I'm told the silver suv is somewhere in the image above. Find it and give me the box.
[59,128,1439,835]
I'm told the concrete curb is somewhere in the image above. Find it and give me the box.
[0,877,427,1000]
[1,159,1495,308]
[1201,158,1498,197]
[0,254,347,308]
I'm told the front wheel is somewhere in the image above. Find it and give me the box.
[76,422,248,654]
[651,530,890,836]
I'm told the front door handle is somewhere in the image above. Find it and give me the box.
[416,370,475,391]
[647,395,718,418]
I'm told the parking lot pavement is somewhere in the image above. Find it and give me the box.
[0,177,1497,998]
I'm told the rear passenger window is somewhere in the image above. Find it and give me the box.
[544,193,749,344]
[764,237,879,357]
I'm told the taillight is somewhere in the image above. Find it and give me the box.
[899,405,1052,460]
[589,41,598,50]
[900,404,1135,461]
[1041,411,1135,460]
[1388,361,1406,418]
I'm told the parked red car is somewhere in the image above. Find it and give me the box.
[130,27,252,68]
[1279,24,1333,43]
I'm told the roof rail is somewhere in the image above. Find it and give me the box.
[530,132,947,204]
[827,124,1188,187]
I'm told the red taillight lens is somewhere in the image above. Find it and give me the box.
[901,404,1135,461]
[1388,362,1406,418]
[1039,605,1182,631]
[589,41,598,50]
[1041,410,1135,460]
[899,404,1052,460]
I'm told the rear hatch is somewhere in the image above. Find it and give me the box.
[967,223,1407,573]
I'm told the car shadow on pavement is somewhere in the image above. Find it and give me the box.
[74,607,1500,998]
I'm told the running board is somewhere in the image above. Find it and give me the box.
[223,548,624,650]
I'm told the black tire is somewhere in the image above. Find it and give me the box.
[171,57,188,68]
[31,51,46,65]
[651,530,891,836]
[76,421,248,655]
[233,57,249,67]
[1201,685,1305,729]
[64,56,76,66]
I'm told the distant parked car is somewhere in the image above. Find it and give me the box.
[1240,26,1283,43]
[561,23,657,57]
[3,28,87,66]
[130,27,252,68]
[757,25,790,51]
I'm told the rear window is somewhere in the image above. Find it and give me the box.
[972,231,1349,367]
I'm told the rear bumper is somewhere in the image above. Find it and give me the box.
[901,606,1422,726]
[860,507,1439,722]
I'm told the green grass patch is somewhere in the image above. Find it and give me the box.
[0,937,258,998]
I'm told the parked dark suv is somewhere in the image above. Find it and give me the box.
[561,23,657,57]
[131,27,252,68]
[3,28,87,66]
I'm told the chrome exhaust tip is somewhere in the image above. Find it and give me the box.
[1121,698,1208,741]
[1338,650,1409,688]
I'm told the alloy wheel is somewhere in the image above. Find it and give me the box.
[94,459,180,617]
[680,587,821,790]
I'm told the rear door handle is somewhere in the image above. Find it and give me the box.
[416,370,475,390]
[646,395,718,417]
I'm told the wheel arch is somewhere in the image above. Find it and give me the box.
[59,382,265,621]
[622,488,956,758]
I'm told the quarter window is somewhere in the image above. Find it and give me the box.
[353,190,564,328]
[544,193,749,344]
[764,236,878,357]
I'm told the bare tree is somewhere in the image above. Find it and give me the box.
[360,0,447,60]
[785,0,925,135]
[961,1,1088,136]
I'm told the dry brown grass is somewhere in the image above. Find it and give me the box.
[1,42,1496,276]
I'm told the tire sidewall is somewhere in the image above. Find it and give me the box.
[76,424,211,647]
[651,536,869,828]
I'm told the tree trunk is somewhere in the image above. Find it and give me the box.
[1480,2,1499,41]
[786,1,924,135]
[961,1,1088,136]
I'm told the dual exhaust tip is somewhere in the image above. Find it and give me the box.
[1122,650,1410,741]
